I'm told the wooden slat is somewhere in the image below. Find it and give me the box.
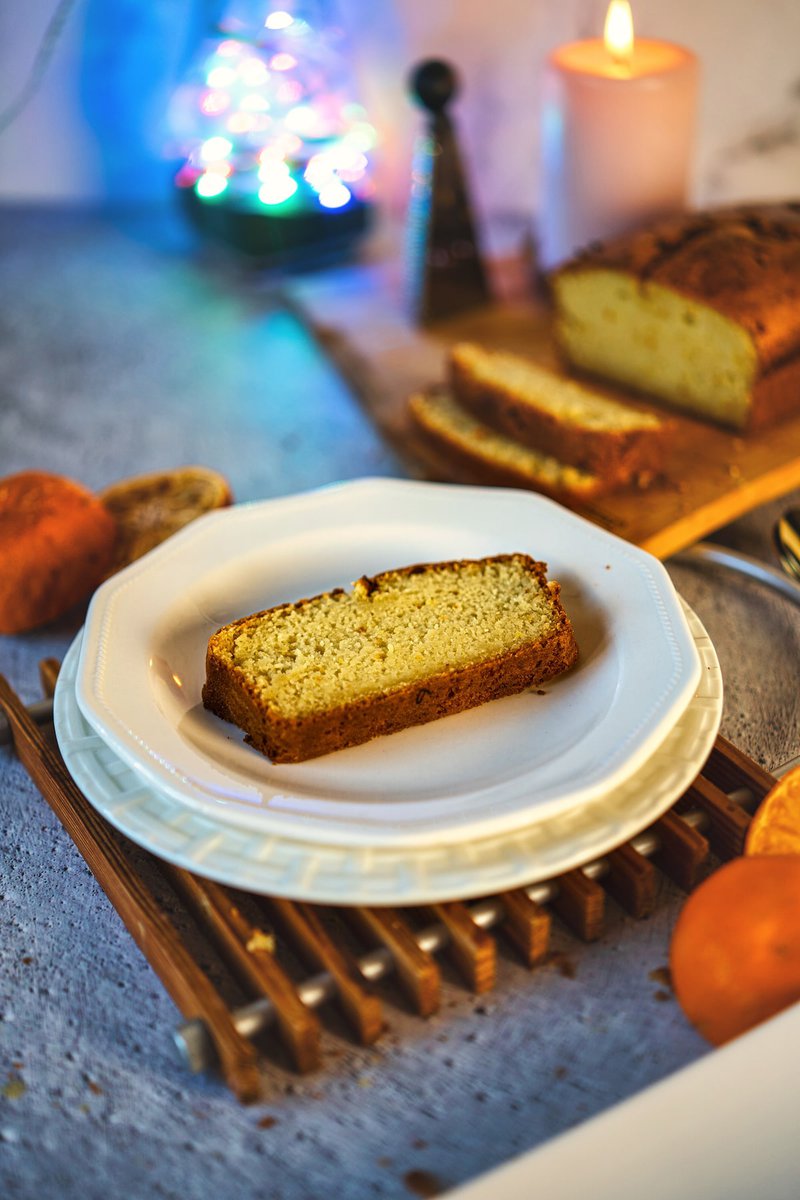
[0,676,261,1103]
[38,657,61,699]
[602,843,658,918]
[265,898,384,1045]
[166,871,321,1073]
[14,642,793,1101]
[427,903,496,993]
[549,870,605,941]
[347,907,441,1016]
[498,889,552,967]
[649,810,709,891]
[677,775,753,861]
[703,733,776,804]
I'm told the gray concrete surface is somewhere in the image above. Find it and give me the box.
[1,208,798,1199]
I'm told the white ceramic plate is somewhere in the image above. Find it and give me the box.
[75,479,702,848]
[57,606,721,903]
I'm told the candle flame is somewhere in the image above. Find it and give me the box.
[604,0,634,64]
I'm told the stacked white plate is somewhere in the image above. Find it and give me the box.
[54,479,723,905]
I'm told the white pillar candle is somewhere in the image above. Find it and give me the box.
[538,1,698,271]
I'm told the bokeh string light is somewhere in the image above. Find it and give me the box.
[170,1,377,256]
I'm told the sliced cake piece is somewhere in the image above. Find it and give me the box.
[203,554,578,763]
[408,388,609,499]
[449,342,669,483]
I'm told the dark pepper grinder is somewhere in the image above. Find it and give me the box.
[406,58,491,325]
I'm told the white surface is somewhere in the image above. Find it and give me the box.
[446,1000,800,1200]
[75,479,701,848]
[55,602,720,904]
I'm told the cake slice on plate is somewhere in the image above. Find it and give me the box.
[203,554,578,763]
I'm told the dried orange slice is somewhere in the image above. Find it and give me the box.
[100,465,232,574]
[745,765,800,856]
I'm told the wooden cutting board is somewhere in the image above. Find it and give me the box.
[283,260,800,559]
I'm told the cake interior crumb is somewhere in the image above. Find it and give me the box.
[230,558,561,717]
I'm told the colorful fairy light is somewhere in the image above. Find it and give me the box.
[258,175,298,205]
[200,135,233,161]
[268,132,302,158]
[196,173,229,198]
[205,158,232,176]
[258,158,291,181]
[200,91,231,115]
[283,104,318,135]
[175,163,201,188]
[318,180,351,208]
[265,10,293,29]
[206,65,237,89]
[238,57,270,87]
[270,52,297,71]
[171,2,377,257]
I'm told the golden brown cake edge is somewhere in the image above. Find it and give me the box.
[407,389,612,499]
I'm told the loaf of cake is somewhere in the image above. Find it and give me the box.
[408,388,608,499]
[552,203,800,431]
[449,342,669,482]
[203,554,578,763]
[0,471,118,634]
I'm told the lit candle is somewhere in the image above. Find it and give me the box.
[538,1,698,271]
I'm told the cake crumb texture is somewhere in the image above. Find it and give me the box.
[203,554,578,762]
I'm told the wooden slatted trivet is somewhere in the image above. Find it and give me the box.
[0,661,775,1103]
